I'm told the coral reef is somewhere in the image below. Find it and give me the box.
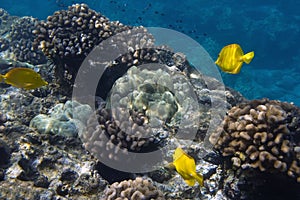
[0,81,109,199]
[110,65,186,124]
[74,25,158,99]
[0,8,9,26]
[0,8,17,36]
[3,3,299,199]
[81,62,235,165]
[33,3,131,90]
[0,38,9,51]
[79,44,245,171]
[30,100,93,137]
[0,9,46,65]
[1,122,108,199]
[0,89,60,126]
[102,177,165,200]
[34,3,128,60]
[210,98,300,182]
[4,17,47,65]
[82,102,158,165]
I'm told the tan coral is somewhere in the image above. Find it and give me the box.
[253,132,268,143]
[211,99,300,182]
[103,177,165,200]
[281,140,290,154]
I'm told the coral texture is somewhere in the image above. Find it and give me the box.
[34,3,128,60]
[0,8,16,36]
[0,8,9,26]
[33,3,130,89]
[0,38,9,51]
[210,99,300,182]
[7,17,47,65]
[30,100,93,137]
[80,49,244,166]
[80,60,202,164]
[102,177,165,200]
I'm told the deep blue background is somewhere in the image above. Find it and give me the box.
[1,0,300,105]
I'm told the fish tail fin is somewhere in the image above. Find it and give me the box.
[185,179,196,186]
[192,172,204,187]
[242,51,254,64]
[0,74,4,83]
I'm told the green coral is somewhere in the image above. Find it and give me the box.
[108,65,199,130]
[30,100,92,137]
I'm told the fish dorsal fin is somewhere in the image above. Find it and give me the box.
[242,51,254,64]
[173,147,188,161]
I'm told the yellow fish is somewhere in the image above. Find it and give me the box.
[215,43,254,74]
[170,147,204,187]
[0,67,48,90]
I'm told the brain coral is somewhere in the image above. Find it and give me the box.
[210,99,300,182]
[102,177,165,200]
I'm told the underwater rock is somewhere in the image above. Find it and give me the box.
[0,139,10,168]
[0,111,7,125]
[30,100,93,137]
[1,122,108,199]
[34,175,50,188]
[0,90,57,126]
[0,179,51,199]
[211,98,300,182]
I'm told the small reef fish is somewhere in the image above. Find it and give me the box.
[0,67,48,90]
[170,147,204,187]
[215,43,254,74]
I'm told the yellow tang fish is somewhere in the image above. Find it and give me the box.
[215,43,254,74]
[170,147,204,187]
[0,67,48,90]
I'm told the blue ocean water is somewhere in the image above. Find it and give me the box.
[1,0,300,105]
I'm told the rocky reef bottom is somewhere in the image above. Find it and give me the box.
[0,62,299,200]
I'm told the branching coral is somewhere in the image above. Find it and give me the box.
[32,3,130,90]
[1,16,47,65]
